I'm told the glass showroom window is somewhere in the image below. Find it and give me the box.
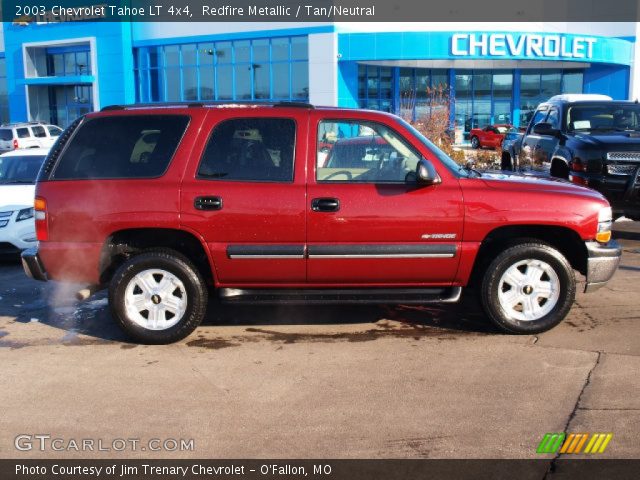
[360,66,448,118]
[397,68,448,120]
[454,70,514,135]
[519,70,583,126]
[134,36,309,103]
[0,57,8,124]
[358,65,393,112]
[46,48,91,77]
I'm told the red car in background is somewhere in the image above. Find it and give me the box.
[469,124,512,149]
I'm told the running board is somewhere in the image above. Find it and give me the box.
[218,287,462,305]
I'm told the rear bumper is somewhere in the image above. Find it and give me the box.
[584,240,621,293]
[21,247,48,282]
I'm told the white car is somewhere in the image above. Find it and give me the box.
[0,123,63,152]
[0,148,49,254]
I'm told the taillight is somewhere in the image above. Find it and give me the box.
[13,139,18,150]
[570,158,585,172]
[569,175,588,186]
[34,196,48,241]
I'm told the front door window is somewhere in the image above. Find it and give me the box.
[317,120,420,184]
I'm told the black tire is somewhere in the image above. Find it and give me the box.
[109,249,208,344]
[471,136,480,149]
[501,152,513,171]
[480,242,575,334]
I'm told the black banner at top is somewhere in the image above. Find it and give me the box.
[3,0,640,23]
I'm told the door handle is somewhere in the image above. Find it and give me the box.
[311,198,340,212]
[194,196,223,211]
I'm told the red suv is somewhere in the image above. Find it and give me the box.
[22,103,621,343]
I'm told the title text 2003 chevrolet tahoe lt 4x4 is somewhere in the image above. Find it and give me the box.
[22,103,621,344]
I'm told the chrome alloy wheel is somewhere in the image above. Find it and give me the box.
[497,259,560,322]
[124,269,188,330]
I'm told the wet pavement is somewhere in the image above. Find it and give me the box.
[1,221,639,459]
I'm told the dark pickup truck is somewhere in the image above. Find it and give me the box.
[520,94,640,220]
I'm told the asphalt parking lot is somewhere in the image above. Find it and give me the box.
[1,221,639,459]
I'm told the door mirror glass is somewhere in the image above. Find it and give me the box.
[416,158,441,186]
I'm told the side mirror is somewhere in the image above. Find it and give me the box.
[532,122,560,137]
[416,158,442,186]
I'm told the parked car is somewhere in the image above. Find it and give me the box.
[22,103,620,343]
[469,124,512,149]
[521,94,640,220]
[500,127,524,170]
[0,148,49,255]
[0,122,63,152]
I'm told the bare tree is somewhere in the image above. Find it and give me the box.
[411,83,465,164]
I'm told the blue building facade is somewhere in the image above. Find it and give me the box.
[0,22,636,138]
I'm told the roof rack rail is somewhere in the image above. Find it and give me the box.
[102,101,315,111]
[102,102,205,111]
[1,121,46,127]
[273,101,315,109]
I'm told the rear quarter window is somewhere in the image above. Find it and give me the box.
[52,115,190,180]
[17,128,31,139]
[32,126,47,138]
[47,126,63,136]
[0,129,13,141]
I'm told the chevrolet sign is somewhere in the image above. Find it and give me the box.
[451,33,597,59]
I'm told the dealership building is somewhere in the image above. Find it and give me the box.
[0,21,639,138]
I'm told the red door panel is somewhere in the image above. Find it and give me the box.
[180,109,308,285]
[306,111,465,286]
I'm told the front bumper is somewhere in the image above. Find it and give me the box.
[21,247,48,282]
[584,240,621,293]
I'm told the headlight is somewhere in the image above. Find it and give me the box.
[596,206,612,243]
[16,207,34,222]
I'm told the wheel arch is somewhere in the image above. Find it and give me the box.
[550,154,570,178]
[99,227,216,286]
[469,224,587,286]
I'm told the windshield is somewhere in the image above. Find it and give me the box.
[567,104,640,132]
[396,117,468,178]
[0,155,46,184]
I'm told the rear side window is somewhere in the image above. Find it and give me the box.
[17,128,30,138]
[0,129,12,141]
[53,115,189,180]
[32,126,47,138]
[48,126,63,136]
[197,118,295,182]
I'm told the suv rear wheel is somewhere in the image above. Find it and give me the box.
[480,242,575,334]
[109,249,208,344]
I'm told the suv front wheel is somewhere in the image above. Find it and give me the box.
[109,249,208,344]
[480,242,575,334]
